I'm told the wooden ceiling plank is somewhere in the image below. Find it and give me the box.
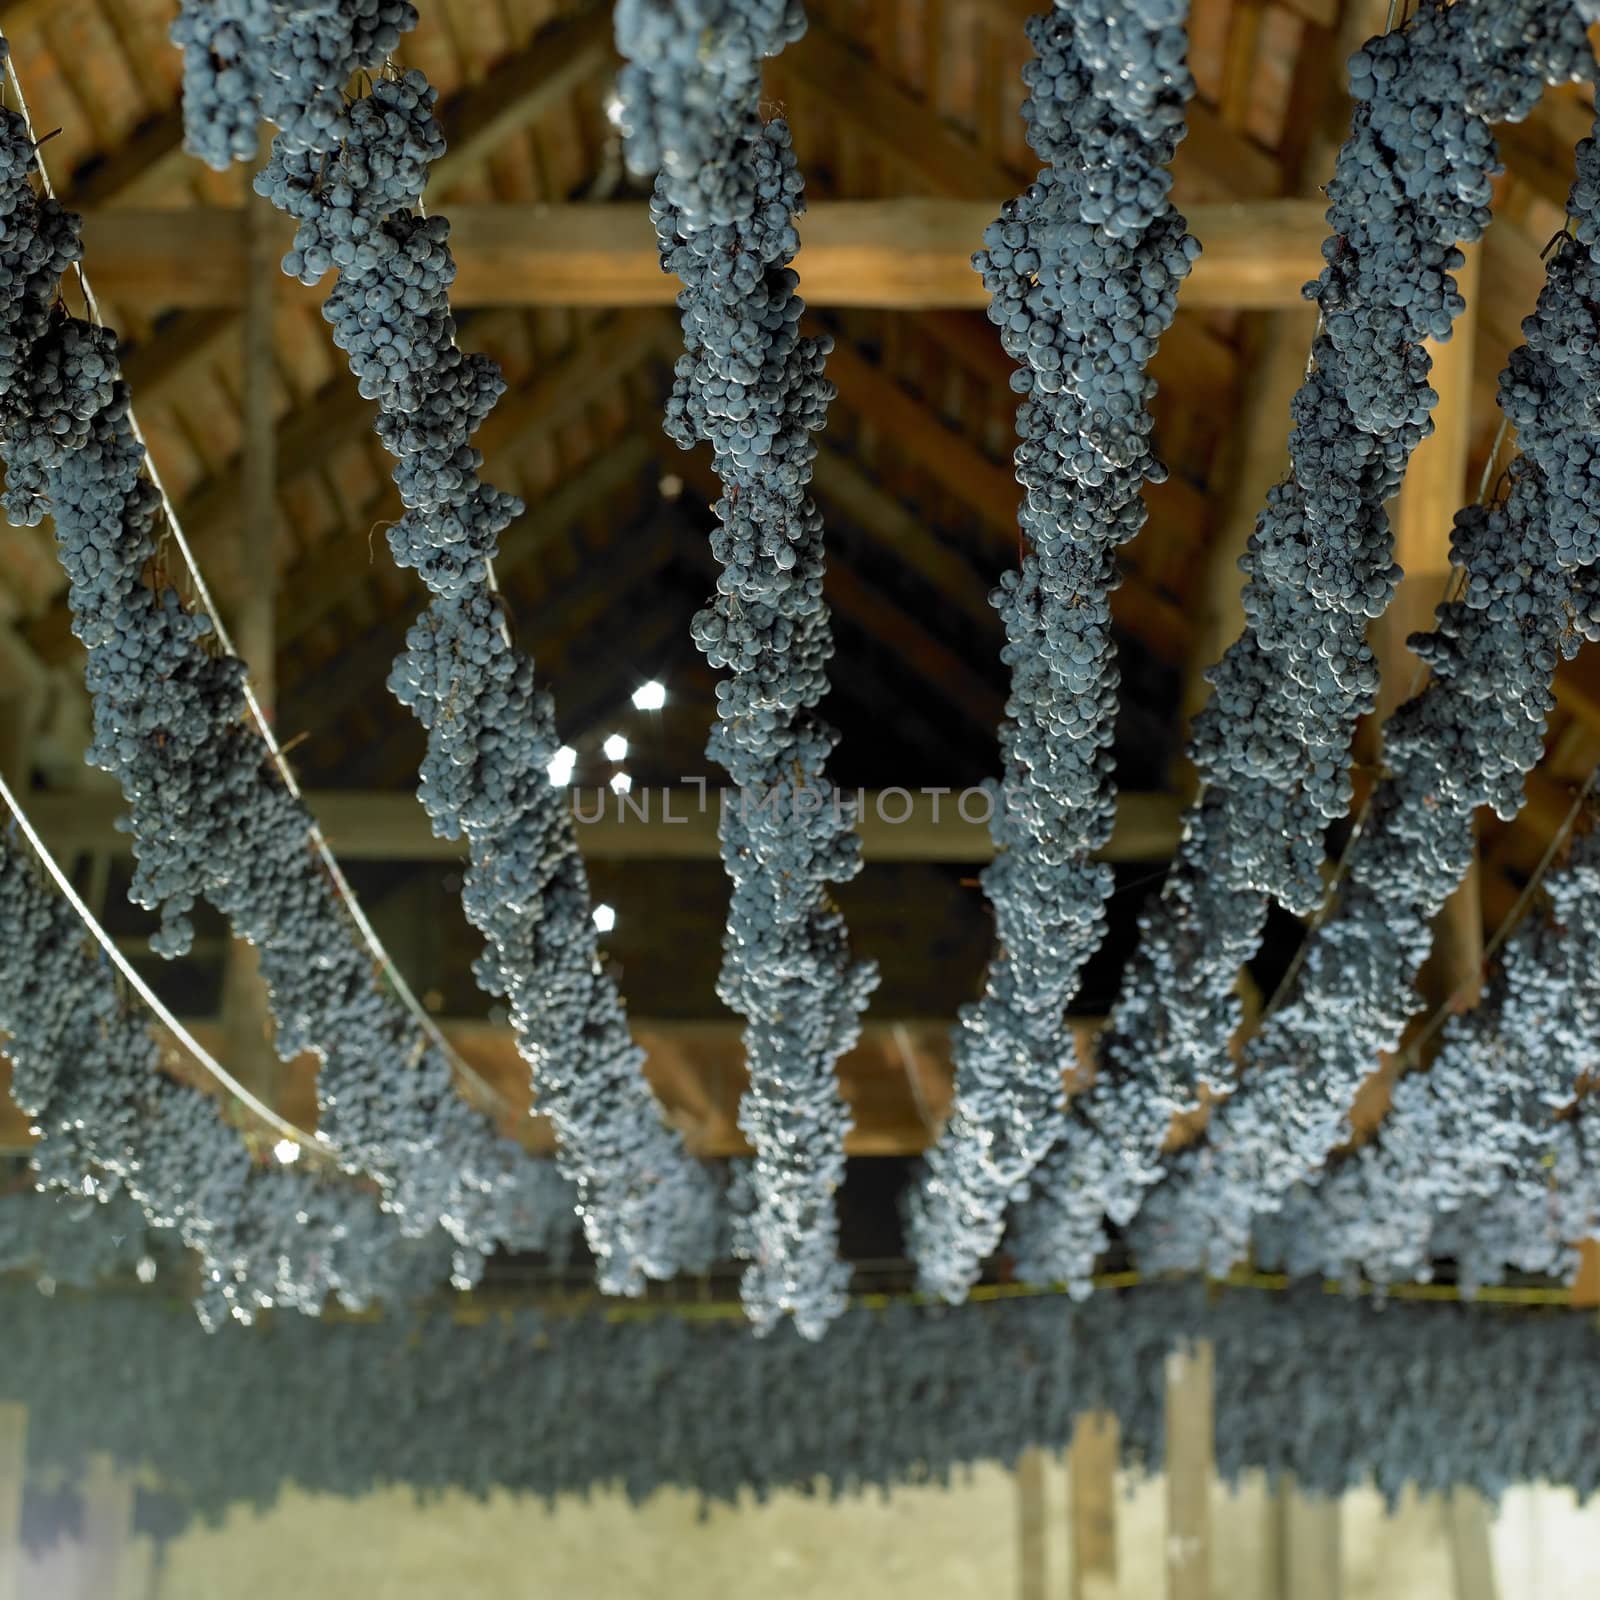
[770,21,1016,199]
[274,362,658,651]
[430,4,615,194]
[1278,0,1340,24]
[275,439,654,728]
[811,440,997,631]
[823,558,1002,733]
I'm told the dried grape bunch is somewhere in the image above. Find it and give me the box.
[0,1186,151,1288]
[610,0,806,231]
[0,823,460,1329]
[0,81,574,1279]
[906,1,1196,1303]
[10,1277,1600,1521]
[170,0,416,170]
[619,2,875,1337]
[1123,125,1600,1280]
[1257,824,1600,1293]
[179,3,723,1291]
[1014,0,1597,1292]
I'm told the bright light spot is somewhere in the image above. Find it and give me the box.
[632,679,667,712]
[592,903,617,934]
[546,744,577,786]
[136,1256,157,1284]
[273,1138,301,1165]
[610,771,633,795]
[658,472,684,501]
[603,733,629,762]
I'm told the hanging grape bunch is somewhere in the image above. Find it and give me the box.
[0,29,575,1286]
[170,0,723,1292]
[1013,0,1599,1294]
[907,0,1197,1304]
[617,0,876,1338]
[1121,108,1600,1284]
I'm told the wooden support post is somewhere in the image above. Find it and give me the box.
[1069,1412,1118,1600]
[77,1454,134,1600]
[0,694,35,793]
[1375,241,1483,727]
[1182,306,1320,737]
[1165,1342,1213,1600]
[219,176,286,1117]
[0,1404,24,1600]
[1445,1490,1499,1600]
[238,179,279,707]
[1018,1448,1047,1600]
[1349,243,1485,1127]
[1269,1476,1341,1600]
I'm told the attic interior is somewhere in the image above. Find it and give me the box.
[5,0,1600,1595]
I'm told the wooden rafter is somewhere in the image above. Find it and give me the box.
[429,4,614,194]
[662,443,1010,732]
[276,435,657,724]
[235,314,666,644]
[768,21,1017,199]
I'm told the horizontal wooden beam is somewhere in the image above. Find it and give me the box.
[0,1017,1101,1160]
[26,786,1183,864]
[74,200,1330,310]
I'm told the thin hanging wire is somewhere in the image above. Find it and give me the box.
[0,771,332,1160]
[0,47,514,1124]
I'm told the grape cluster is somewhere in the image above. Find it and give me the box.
[907,2,1194,1302]
[12,1275,1600,1523]
[0,1184,151,1287]
[0,84,80,510]
[1012,0,1598,1293]
[1122,124,1600,1280]
[171,0,417,171]
[611,0,806,231]
[1258,825,1600,1295]
[0,824,460,1328]
[191,4,722,1291]
[0,92,575,1278]
[1192,0,1592,911]
[630,35,876,1333]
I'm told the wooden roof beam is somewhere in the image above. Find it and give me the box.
[27,786,1180,866]
[73,199,1332,309]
